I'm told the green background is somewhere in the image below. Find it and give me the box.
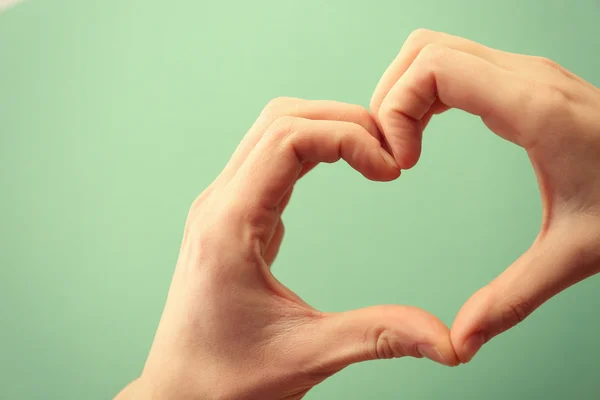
[2,0,599,398]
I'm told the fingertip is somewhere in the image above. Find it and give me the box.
[386,306,459,367]
[360,148,401,182]
[460,332,485,363]
[431,324,461,367]
[383,132,422,171]
[420,340,461,367]
[319,304,459,368]
[397,149,421,170]
[361,164,401,182]
[379,147,399,168]
[378,99,424,171]
[450,327,482,364]
[382,167,402,182]
[450,286,495,363]
[441,337,461,367]
[379,148,402,180]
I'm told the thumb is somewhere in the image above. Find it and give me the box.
[451,225,598,363]
[308,305,459,373]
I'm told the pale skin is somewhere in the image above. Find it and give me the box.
[116,30,600,399]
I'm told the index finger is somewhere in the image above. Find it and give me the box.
[227,116,400,249]
[370,29,524,119]
[218,99,383,185]
[374,45,529,169]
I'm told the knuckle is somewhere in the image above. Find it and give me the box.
[534,56,561,70]
[345,119,367,134]
[267,115,299,141]
[544,81,569,103]
[350,104,373,123]
[375,331,394,359]
[185,200,252,268]
[530,56,575,80]
[378,102,399,124]
[537,82,569,119]
[364,308,409,361]
[405,28,436,48]
[499,295,532,326]
[180,193,269,280]
[262,96,297,118]
[189,189,208,211]
[187,185,215,220]
[419,43,447,64]
[183,219,221,267]
[186,186,234,233]
[239,204,277,236]
[514,80,570,146]
[372,328,404,360]
[229,208,279,259]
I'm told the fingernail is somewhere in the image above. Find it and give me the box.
[463,332,485,363]
[416,345,447,365]
[379,148,399,168]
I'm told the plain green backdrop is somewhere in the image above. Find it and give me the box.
[2,0,599,399]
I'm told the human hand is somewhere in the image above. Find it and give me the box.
[370,29,600,363]
[116,98,459,400]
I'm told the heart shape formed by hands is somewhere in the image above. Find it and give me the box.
[118,29,600,400]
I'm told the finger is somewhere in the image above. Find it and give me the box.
[279,187,294,213]
[422,98,451,129]
[376,44,529,169]
[228,116,400,249]
[451,224,599,363]
[264,219,285,267]
[263,189,292,267]
[218,98,384,184]
[261,187,293,268]
[297,161,318,180]
[234,117,400,206]
[370,28,526,120]
[303,305,459,371]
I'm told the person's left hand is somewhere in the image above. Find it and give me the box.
[369,29,600,363]
[115,98,459,400]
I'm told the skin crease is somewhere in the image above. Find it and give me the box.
[115,30,600,398]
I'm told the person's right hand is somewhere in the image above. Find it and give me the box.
[370,29,600,363]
